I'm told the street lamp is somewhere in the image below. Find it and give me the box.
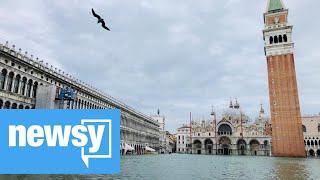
[211,106,218,155]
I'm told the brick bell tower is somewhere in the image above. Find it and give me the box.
[263,0,305,157]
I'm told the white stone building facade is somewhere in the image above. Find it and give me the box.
[176,125,192,154]
[176,101,272,156]
[151,113,166,153]
[302,115,320,157]
[0,41,159,155]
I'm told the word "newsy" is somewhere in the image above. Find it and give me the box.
[9,125,105,153]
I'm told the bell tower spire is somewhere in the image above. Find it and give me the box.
[267,0,285,12]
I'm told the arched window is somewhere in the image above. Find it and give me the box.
[32,82,38,98]
[7,72,14,91]
[283,34,288,42]
[302,125,306,132]
[13,75,21,93]
[279,35,283,43]
[0,99,3,109]
[18,104,24,109]
[274,36,278,43]
[218,124,232,135]
[269,36,273,44]
[26,79,33,97]
[25,106,30,109]
[4,101,11,109]
[0,69,7,89]
[11,103,17,109]
[315,141,318,146]
[309,149,315,157]
[307,140,310,146]
[20,77,27,95]
[311,141,314,146]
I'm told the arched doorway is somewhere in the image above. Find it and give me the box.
[219,136,231,155]
[249,139,260,156]
[193,140,202,154]
[317,149,320,157]
[237,139,247,155]
[309,149,315,157]
[204,139,213,154]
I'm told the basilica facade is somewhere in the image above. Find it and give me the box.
[176,100,272,156]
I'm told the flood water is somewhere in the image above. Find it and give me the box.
[1,154,320,180]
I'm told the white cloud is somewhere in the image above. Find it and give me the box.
[0,0,319,132]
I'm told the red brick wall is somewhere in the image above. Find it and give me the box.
[267,54,305,157]
[266,14,287,26]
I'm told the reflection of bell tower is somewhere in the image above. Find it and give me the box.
[263,0,305,157]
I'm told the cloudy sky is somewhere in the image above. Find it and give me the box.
[0,0,319,132]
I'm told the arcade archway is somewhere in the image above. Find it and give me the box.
[237,139,247,155]
[249,139,260,156]
[219,136,231,155]
[204,139,213,154]
[309,149,315,157]
[193,140,202,154]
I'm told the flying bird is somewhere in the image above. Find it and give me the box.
[91,8,110,31]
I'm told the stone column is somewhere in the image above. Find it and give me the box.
[201,142,205,154]
[29,85,34,98]
[21,81,26,96]
[17,81,22,95]
[15,77,20,93]
[9,77,15,92]
[3,75,8,91]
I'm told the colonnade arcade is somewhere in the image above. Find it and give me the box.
[192,137,270,156]
[304,137,320,157]
[0,68,38,99]
[0,99,32,109]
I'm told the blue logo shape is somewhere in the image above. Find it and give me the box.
[0,109,120,174]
